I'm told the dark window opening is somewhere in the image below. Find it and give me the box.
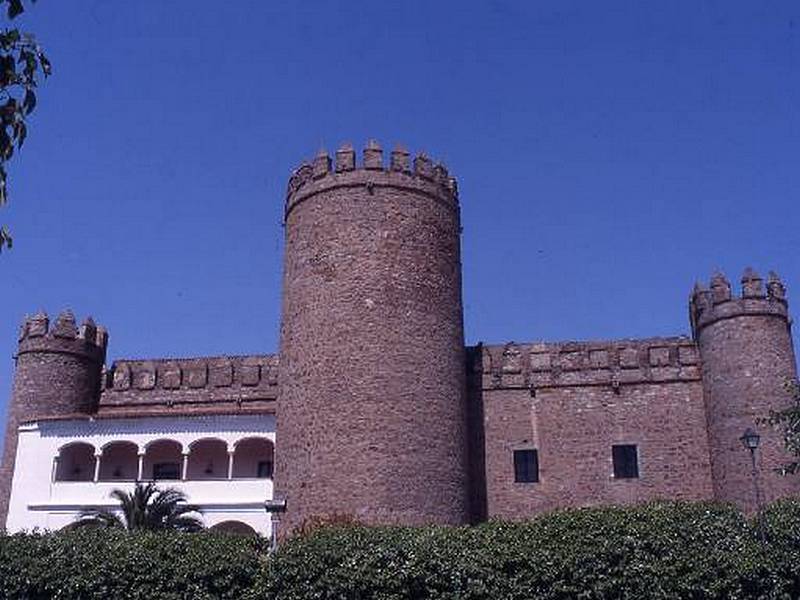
[153,462,180,480]
[612,444,639,479]
[513,449,539,483]
[257,461,273,479]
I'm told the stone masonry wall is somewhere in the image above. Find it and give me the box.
[99,354,278,417]
[471,337,714,519]
[277,142,470,532]
[692,269,800,512]
[0,311,106,528]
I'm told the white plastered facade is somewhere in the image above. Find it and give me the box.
[6,414,275,535]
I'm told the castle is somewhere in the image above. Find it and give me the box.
[1,141,798,536]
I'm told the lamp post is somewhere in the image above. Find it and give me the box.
[740,427,766,542]
[264,495,287,552]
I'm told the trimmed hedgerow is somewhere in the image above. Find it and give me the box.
[256,502,783,600]
[0,528,268,599]
[758,498,800,599]
[5,501,800,599]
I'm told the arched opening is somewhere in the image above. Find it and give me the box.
[143,439,183,480]
[54,442,96,482]
[210,520,258,536]
[98,441,139,481]
[186,438,228,480]
[232,437,273,479]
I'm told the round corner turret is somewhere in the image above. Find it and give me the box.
[0,309,108,526]
[691,268,799,512]
[277,140,469,532]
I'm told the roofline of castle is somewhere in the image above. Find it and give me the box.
[21,404,276,426]
[469,334,693,349]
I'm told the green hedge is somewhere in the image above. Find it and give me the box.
[0,528,267,599]
[759,499,800,599]
[4,501,800,599]
[259,502,797,600]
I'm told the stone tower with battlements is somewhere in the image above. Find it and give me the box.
[0,310,108,525]
[276,141,470,532]
[2,141,800,535]
[691,268,800,511]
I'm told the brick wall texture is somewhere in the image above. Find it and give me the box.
[0,311,106,526]
[98,354,278,417]
[480,381,714,519]
[276,143,470,532]
[472,338,716,519]
[692,271,800,511]
[2,143,799,531]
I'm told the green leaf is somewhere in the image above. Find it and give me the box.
[0,225,11,250]
[0,126,11,158]
[0,55,15,87]
[15,119,24,148]
[22,87,34,114]
[6,0,23,19]
[39,52,50,76]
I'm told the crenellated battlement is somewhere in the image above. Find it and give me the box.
[692,266,798,511]
[2,309,109,524]
[470,336,701,391]
[279,138,469,529]
[690,268,789,336]
[4,133,800,531]
[98,354,279,416]
[17,310,108,362]
[284,141,459,219]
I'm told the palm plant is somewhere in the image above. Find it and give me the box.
[73,482,204,532]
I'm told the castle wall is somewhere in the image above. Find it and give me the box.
[276,143,470,531]
[99,354,278,417]
[0,311,106,528]
[474,338,714,519]
[692,270,800,512]
[2,138,798,533]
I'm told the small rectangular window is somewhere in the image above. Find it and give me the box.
[612,444,639,479]
[513,449,539,483]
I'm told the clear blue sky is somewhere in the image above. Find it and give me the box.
[2,1,799,429]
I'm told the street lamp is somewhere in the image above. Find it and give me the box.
[264,495,287,552]
[740,427,760,452]
[740,427,766,542]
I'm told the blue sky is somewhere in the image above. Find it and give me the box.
[2,1,799,428]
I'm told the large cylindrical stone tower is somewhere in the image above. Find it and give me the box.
[691,269,800,512]
[0,310,107,528]
[276,141,469,532]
